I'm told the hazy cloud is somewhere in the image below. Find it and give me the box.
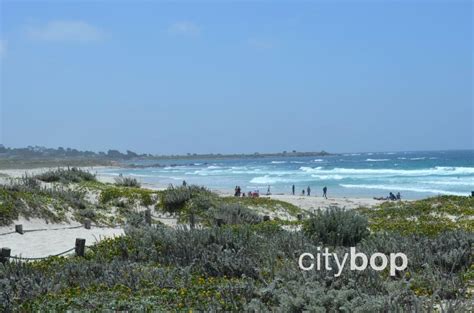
[26,20,103,43]
[168,21,200,36]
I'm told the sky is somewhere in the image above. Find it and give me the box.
[0,0,472,155]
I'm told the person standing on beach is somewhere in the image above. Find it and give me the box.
[307,186,311,196]
[323,186,327,199]
[292,185,295,195]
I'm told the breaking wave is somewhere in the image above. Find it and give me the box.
[366,158,390,162]
[340,184,467,196]
[300,166,474,177]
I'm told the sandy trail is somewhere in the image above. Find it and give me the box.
[0,218,124,259]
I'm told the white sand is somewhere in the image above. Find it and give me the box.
[0,218,124,259]
[264,194,383,211]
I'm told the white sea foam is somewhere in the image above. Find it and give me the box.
[300,166,474,177]
[366,158,390,162]
[271,161,287,164]
[311,174,344,180]
[249,176,303,184]
[129,173,156,178]
[421,179,474,186]
[340,184,467,196]
[410,157,426,160]
[313,159,324,162]
[300,167,323,171]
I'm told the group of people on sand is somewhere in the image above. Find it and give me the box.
[374,192,401,201]
[235,186,260,198]
[292,184,328,199]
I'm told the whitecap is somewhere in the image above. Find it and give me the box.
[129,173,155,178]
[300,166,323,172]
[366,158,390,162]
[249,176,300,184]
[311,174,344,180]
[299,166,474,177]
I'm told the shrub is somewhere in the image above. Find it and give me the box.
[206,203,262,226]
[114,176,141,188]
[303,207,370,246]
[158,185,213,214]
[35,167,96,184]
[99,186,155,207]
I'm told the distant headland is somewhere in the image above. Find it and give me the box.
[0,145,333,169]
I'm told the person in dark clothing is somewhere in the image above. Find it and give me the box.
[302,189,305,196]
[396,192,401,200]
[182,180,187,187]
[307,186,311,196]
[292,184,295,195]
[389,192,396,201]
[323,186,327,199]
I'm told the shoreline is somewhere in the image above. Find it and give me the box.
[0,166,388,208]
[0,166,387,258]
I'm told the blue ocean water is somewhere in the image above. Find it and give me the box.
[96,150,474,199]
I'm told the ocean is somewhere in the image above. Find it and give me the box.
[96,150,474,199]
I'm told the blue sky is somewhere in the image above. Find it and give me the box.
[0,1,472,154]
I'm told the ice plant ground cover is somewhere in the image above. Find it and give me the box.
[0,168,472,311]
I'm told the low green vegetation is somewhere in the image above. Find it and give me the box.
[35,167,97,184]
[99,186,155,207]
[358,195,474,236]
[220,196,302,217]
[0,169,158,226]
[0,176,89,226]
[156,185,303,225]
[114,176,141,188]
[0,173,472,311]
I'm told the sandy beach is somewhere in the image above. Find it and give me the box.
[262,194,383,211]
[0,167,384,258]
